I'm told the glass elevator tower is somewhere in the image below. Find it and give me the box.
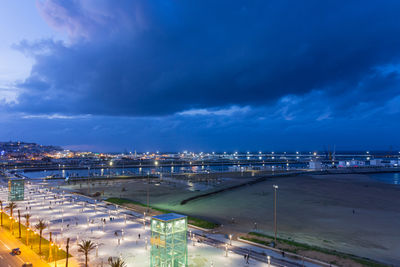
[150,213,188,267]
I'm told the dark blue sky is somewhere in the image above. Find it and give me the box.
[1,0,400,152]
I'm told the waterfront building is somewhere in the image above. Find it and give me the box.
[309,160,322,170]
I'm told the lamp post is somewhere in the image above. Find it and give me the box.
[273,185,278,243]
[146,172,150,212]
[109,161,113,178]
[26,228,30,245]
[87,166,90,195]
[54,244,58,267]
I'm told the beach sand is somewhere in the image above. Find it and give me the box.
[61,173,400,265]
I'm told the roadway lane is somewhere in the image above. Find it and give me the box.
[0,228,49,267]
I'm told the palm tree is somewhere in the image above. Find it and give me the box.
[78,240,96,267]
[108,257,127,267]
[66,238,70,267]
[5,202,17,233]
[18,210,21,238]
[23,213,31,245]
[0,200,3,227]
[35,219,47,254]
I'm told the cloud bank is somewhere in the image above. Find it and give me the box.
[1,0,400,151]
[6,0,400,118]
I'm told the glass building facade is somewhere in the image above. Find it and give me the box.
[8,178,25,201]
[150,213,188,267]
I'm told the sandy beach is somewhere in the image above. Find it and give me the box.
[61,172,400,265]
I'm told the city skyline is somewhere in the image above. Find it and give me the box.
[1,1,400,152]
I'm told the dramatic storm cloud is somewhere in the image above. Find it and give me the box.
[9,0,400,117]
[1,0,400,151]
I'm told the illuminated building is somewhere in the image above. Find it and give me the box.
[8,178,25,201]
[150,213,188,267]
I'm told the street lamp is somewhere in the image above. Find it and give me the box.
[273,185,278,243]
[109,161,113,178]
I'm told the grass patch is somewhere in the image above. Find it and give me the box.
[0,214,70,262]
[244,232,389,267]
[106,197,146,207]
[106,197,218,229]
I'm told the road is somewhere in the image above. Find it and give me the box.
[0,228,49,267]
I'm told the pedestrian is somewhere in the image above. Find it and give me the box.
[138,233,141,239]
[246,254,249,264]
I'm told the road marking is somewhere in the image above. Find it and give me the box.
[16,255,25,263]
[0,239,11,250]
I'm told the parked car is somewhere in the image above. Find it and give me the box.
[11,248,21,255]
[22,263,33,267]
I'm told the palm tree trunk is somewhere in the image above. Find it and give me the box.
[66,237,70,267]
[10,209,13,234]
[18,210,21,238]
[39,230,42,254]
[85,253,88,267]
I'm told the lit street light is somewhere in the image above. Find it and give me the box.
[273,185,278,243]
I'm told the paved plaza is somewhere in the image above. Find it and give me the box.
[0,180,320,267]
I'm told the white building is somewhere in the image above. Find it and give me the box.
[350,160,365,167]
[309,160,322,169]
[338,160,350,167]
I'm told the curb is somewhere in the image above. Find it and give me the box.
[237,237,337,267]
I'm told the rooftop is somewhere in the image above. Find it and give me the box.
[152,213,187,221]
